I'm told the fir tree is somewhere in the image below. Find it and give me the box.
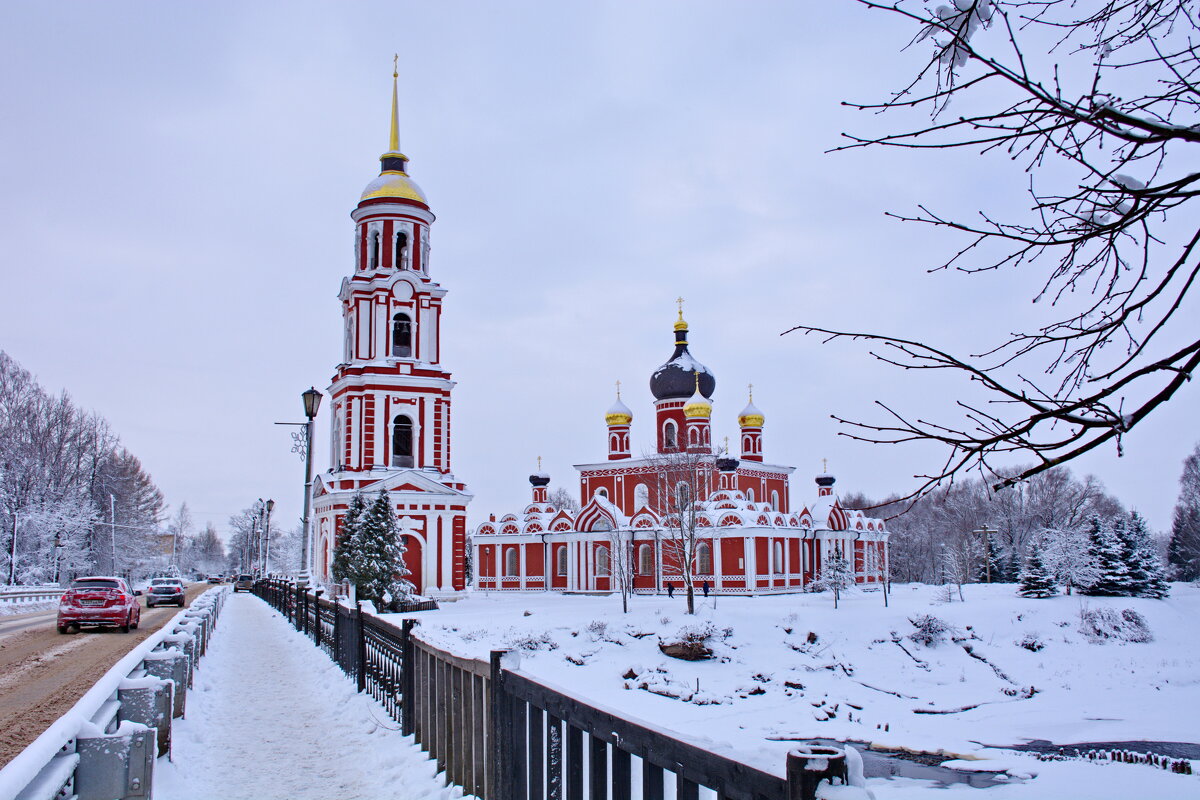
[353,489,414,609]
[1168,442,1200,581]
[1018,537,1057,598]
[1080,516,1130,596]
[331,491,367,584]
[1124,512,1169,599]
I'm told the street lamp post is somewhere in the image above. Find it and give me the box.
[53,533,64,585]
[277,388,322,587]
[262,498,274,576]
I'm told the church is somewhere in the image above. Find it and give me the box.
[310,71,471,595]
[311,71,888,598]
[472,309,890,595]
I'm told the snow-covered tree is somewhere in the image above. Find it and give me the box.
[185,523,225,576]
[607,528,635,614]
[1080,517,1130,597]
[1168,442,1200,581]
[1018,537,1057,598]
[547,486,579,514]
[344,490,413,609]
[644,449,712,614]
[818,544,855,609]
[1043,527,1097,596]
[1122,512,1169,599]
[166,502,193,569]
[331,491,367,584]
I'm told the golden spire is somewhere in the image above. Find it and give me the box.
[674,296,688,333]
[388,54,401,153]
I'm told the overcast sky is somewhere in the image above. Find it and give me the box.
[1,1,1194,540]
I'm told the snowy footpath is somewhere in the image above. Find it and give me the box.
[156,593,461,800]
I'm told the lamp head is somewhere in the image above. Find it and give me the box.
[265,499,275,513]
[302,387,323,419]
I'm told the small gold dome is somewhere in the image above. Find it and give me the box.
[683,399,712,418]
[605,394,633,426]
[361,167,427,203]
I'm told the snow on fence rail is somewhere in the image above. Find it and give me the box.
[0,588,227,800]
[0,587,63,606]
[254,578,854,800]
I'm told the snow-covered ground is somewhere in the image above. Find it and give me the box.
[389,583,1200,799]
[156,593,461,800]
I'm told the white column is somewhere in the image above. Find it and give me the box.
[519,542,527,589]
[784,537,791,587]
[713,533,723,589]
[744,537,757,593]
[441,514,452,590]
[493,540,501,588]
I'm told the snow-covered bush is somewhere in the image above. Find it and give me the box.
[658,621,730,661]
[908,614,954,647]
[1016,632,1045,652]
[508,630,558,651]
[1078,606,1153,644]
[586,619,608,639]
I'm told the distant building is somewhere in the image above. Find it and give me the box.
[311,72,470,595]
[473,311,888,594]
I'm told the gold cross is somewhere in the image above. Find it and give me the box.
[537,455,542,471]
[723,436,729,453]
[615,379,621,399]
[393,54,399,78]
[748,382,754,401]
[822,458,828,473]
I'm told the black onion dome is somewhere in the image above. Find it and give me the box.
[529,473,551,487]
[650,325,716,400]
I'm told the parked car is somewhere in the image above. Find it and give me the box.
[146,577,186,608]
[206,574,224,584]
[57,576,142,634]
[232,574,254,592]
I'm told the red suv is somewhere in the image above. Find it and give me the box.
[57,576,142,634]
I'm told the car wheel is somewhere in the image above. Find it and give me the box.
[120,614,131,633]
[57,625,68,634]
[130,612,139,630]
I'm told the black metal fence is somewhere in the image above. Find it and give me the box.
[253,579,845,800]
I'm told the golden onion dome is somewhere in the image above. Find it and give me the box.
[605,395,633,426]
[739,399,765,428]
[683,373,712,418]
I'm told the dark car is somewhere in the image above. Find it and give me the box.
[232,574,254,592]
[146,578,186,608]
[57,576,142,634]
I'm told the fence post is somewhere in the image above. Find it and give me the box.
[490,649,515,800]
[401,619,417,736]
[294,584,303,631]
[355,601,367,693]
[314,589,325,649]
[786,746,847,800]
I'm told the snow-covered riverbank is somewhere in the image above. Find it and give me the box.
[388,583,1200,798]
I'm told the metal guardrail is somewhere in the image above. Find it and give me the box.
[0,587,64,606]
[0,588,227,800]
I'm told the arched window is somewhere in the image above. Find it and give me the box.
[556,547,567,576]
[747,488,755,503]
[688,427,699,446]
[595,546,610,576]
[675,481,692,511]
[696,542,713,575]
[344,317,354,361]
[663,421,677,450]
[771,491,780,511]
[370,230,381,269]
[638,543,653,575]
[634,483,649,510]
[773,541,784,574]
[395,231,409,269]
[392,313,413,357]
[504,547,518,577]
[392,415,414,468]
[597,487,609,500]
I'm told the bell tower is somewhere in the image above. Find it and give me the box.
[311,65,471,595]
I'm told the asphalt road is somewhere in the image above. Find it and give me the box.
[0,582,211,767]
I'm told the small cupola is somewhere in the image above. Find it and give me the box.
[683,373,712,418]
